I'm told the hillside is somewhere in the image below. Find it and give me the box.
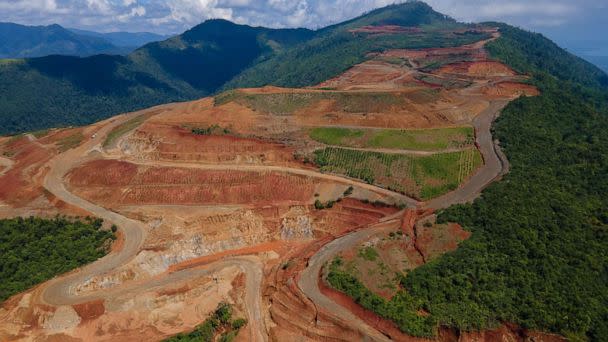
[0,22,126,58]
[327,22,608,341]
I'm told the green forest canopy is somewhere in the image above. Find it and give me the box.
[328,24,608,341]
[0,216,115,302]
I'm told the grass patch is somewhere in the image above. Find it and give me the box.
[358,246,379,261]
[310,126,474,151]
[103,115,147,148]
[57,132,84,152]
[215,91,321,115]
[31,129,51,139]
[314,147,482,200]
[310,127,365,146]
[191,124,232,136]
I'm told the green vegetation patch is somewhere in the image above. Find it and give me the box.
[215,91,321,115]
[164,302,247,342]
[310,126,474,151]
[31,129,51,139]
[310,127,365,146]
[57,132,84,152]
[103,114,148,148]
[327,257,436,337]
[314,147,482,200]
[0,216,115,301]
[191,124,232,136]
[358,246,379,262]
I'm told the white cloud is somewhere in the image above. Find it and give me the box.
[0,0,604,35]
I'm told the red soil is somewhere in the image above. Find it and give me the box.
[68,161,321,206]
[130,124,300,166]
[435,61,517,78]
[72,300,105,322]
[480,81,540,98]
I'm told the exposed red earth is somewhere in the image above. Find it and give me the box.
[0,27,556,342]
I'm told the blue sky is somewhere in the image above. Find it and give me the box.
[0,0,606,55]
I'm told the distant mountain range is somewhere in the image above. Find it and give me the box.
[0,22,167,58]
[68,28,169,50]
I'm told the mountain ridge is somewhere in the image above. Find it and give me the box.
[0,1,605,136]
[0,22,128,58]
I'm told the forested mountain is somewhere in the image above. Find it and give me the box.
[226,2,474,89]
[0,20,314,135]
[0,22,126,58]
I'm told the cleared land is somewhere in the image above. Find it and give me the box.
[314,147,482,200]
[310,126,474,151]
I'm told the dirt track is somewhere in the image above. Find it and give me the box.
[38,112,270,341]
[298,216,403,342]
[425,99,509,209]
[296,95,512,340]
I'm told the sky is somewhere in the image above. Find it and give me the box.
[0,0,606,56]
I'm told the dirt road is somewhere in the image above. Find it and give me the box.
[40,113,268,341]
[298,216,403,342]
[426,99,509,209]
[297,95,513,339]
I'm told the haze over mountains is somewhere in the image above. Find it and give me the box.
[0,22,167,58]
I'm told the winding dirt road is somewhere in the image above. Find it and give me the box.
[39,114,269,341]
[299,215,403,342]
[35,96,510,341]
[297,95,512,340]
[426,99,509,209]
